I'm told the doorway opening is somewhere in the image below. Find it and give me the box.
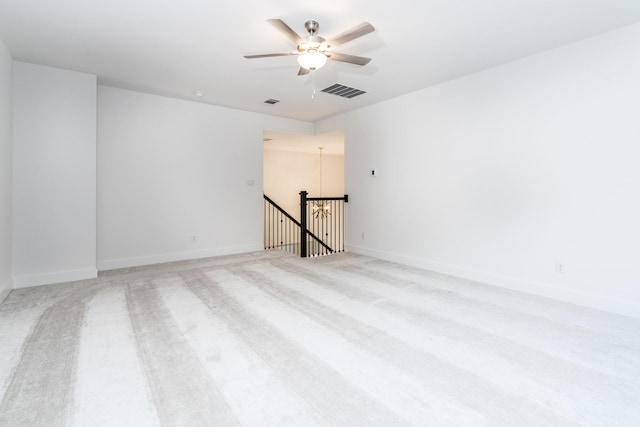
[263,130,345,256]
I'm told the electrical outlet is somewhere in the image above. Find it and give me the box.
[361,232,365,240]
[555,262,565,274]
[192,235,197,242]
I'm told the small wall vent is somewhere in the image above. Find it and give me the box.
[321,83,366,99]
[264,98,280,104]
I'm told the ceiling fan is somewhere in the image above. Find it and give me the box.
[244,19,375,75]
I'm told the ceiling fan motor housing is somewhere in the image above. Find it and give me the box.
[298,35,327,52]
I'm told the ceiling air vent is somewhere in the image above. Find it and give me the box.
[321,83,366,99]
[264,98,280,104]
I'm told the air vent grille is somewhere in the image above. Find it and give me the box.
[321,83,366,99]
[264,98,280,104]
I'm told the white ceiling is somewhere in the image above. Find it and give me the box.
[1,0,640,122]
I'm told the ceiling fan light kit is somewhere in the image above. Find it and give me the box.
[244,18,374,75]
[297,50,327,70]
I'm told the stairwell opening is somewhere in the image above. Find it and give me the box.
[263,129,345,256]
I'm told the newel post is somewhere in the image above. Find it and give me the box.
[299,191,308,258]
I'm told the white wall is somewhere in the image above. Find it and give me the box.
[12,62,97,288]
[97,86,313,270]
[264,148,344,221]
[317,23,640,318]
[0,37,12,301]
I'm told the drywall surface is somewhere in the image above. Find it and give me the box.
[264,148,344,221]
[12,62,97,288]
[316,23,640,317]
[0,37,12,301]
[97,86,314,270]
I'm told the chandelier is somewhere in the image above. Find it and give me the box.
[312,146,331,219]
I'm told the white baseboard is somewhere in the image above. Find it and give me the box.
[12,268,98,289]
[0,277,12,303]
[346,244,640,319]
[97,244,264,271]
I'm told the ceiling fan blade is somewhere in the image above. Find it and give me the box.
[297,67,310,76]
[267,19,303,45]
[326,52,371,66]
[327,22,375,47]
[244,52,297,59]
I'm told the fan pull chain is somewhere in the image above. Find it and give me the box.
[311,71,317,99]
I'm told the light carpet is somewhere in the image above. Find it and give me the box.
[0,250,639,426]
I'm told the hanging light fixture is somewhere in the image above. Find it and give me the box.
[313,147,331,219]
[297,20,328,71]
[297,50,328,71]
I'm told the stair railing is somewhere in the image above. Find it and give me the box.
[264,192,348,257]
[300,191,348,258]
[264,194,335,256]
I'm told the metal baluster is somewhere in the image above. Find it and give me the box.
[332,199,336,252]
